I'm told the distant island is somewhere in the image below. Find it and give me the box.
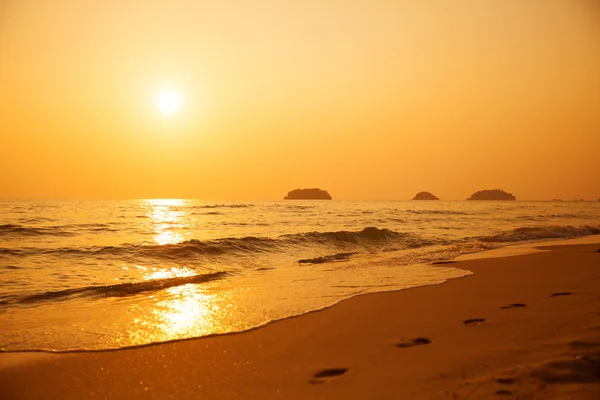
[412,191,439,200]
[284,188,332,200]
[467,189,516,201]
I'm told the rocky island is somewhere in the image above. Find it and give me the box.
[467,189,516,201]
[412,191,439,200]
[284,188,332,200]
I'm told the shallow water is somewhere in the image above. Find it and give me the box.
[1,199,599,351]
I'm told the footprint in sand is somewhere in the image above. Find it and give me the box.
[551,292,572,297]
[500,303,527,309]
[496,377,516,385]
[396,337,432,348]
[464,318,486,326]
[310,368,348,384]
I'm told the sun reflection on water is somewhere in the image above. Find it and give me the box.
[126,265,240,343]
[152,284,217,337]
[125,200,243,344]
[143,199,190,245]
[144,266,196,280]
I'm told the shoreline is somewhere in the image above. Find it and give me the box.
[2,235,597,355]
[455,234,600,261]
[1,238,600,399]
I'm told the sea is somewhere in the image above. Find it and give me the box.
[1,199,599,351]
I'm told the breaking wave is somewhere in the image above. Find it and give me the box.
[2,224,598,263]
[0,227,434,260]
[478,225,600,243]
[281,227,407,244]
[7,271,230,306]
[298,252,357,264]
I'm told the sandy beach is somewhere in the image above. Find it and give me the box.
[1,239,599,399]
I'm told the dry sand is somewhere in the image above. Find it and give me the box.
[1,240,599,399]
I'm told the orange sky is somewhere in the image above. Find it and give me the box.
[1,0,599,200]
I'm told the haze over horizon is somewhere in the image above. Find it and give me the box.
[2,0,599,201]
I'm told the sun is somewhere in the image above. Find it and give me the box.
[157,90,182,114]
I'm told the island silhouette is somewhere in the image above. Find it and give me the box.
[467,189,516,201]
[284,188,332,200]
[412,191,439,200]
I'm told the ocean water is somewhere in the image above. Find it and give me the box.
[1,199,599,351]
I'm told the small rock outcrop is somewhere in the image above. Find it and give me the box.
[412,191,439,200]
[467,189,516,201]
[284,188,332,200]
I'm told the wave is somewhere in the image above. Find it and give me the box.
[16,217,54,224]
[281,227,407,244]
[281,227,439,253]
[1,227,433,260]
[387,218,406,223]
[192,204,254,209]
[515,216,541,221]
[149,227,420,257]
[223,222,270,227]
[58,223,119,232]
[0,248,24,256]
[272,204,316,209]
[516,213,586,222]
[405,210,470,215]
[0,224,75,237]
[543,213,585,219]
[0,223,118,237]
[4,224,596,261]
[478,225,600,243]
[298,252,356,264]
[11,271,230,306]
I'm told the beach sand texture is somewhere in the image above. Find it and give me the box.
[1,242,599,399]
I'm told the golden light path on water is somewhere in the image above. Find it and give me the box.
[146,199,188,245]
[108,199,470,348]
[126,199,239,343]
[129,281,223,341]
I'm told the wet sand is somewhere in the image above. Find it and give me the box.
[1,240,599,399]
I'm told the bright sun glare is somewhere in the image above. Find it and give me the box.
[157,90,182,114]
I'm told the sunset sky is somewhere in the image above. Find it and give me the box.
[1,0,599,200]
